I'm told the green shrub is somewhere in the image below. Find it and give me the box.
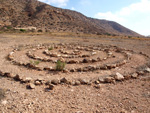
[48,47,53,51]
[128,36,132,38]
[6,26,12,29]
[56,60,66,71]
[20,29,26,32]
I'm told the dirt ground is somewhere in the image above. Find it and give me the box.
[0,33,150,113]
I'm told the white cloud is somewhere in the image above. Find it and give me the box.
[71,7,75,10]
[95,0,150,36]
[38,0,69,7]
[80,0,91,6]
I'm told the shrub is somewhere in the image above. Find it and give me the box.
[6,26,12,29]
[48,47,53,51]
[20,29,26,32]
[56,60,66,71]
[128,36,132,38]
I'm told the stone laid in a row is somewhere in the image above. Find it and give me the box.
[0,66,150,90]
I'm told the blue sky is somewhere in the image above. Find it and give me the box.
[38,0,150,36]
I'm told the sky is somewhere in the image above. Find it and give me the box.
[38,0,150,36]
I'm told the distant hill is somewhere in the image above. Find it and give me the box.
[0,0,141,36]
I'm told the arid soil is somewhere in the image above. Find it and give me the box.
[0,33,150,113]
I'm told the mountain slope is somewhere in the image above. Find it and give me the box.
[0,0,141,36]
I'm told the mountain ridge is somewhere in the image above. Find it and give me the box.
[0,0,141,36]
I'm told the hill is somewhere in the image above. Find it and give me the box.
[0,0,141,36]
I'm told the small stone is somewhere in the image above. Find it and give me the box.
[22,77,32,83]
[104,77,115,83]
[4,73,15,78]
[123,74,131,80]
[98,77,105,83]
[49,84,54,90]
[51,79,60,85]
[79,79,88,84]
[144,68,150,73]
[91,52,97,55]
[95,80,100,84]
[34,81,41,85]
[82,59,89,63]
[28,83,35,89]
[45,80,51,85]
[114,72,124,81]
[131,73,138,79]
[14,74,22,81]
[75,80,81,85]
[63,69,69,73]
[60,77,68,84]
[120,109,128,113]
[94,84,101,89]
[1,100,7,105]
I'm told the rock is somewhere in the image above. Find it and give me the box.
[14,74,22,81]
[94,84,101,89]
[68,60,78,64]
[22,77,32,83]
[28,83,35,89]
[104,77,115,83]
[60,77,68,84]
[79,79,88,84]
[108,52,113,56]
[92,59,97,62]
[34,81,41,85]
[131,73,138,79]
[137,71,144,75]
[0,70,3,76]
[98,77,105,83]
[51,79,60,85]
[95,80,100,84]
[49,84,54,90]
[75,80,81,85]
[144,68,150,73]
[106,64,117,69]
[63,69,69,73]
[4,72,15,78]
[120,109,128,113]
[45,80,51,85]
[1,100,7,105]
[114,72,124,81]
[50,53,58,57]
[82,59,89,63]
[91,52,97,55]
[123,74,131,80]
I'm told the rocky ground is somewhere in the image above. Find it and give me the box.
[0,33,150,113]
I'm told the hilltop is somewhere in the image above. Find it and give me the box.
[0,0,141,36]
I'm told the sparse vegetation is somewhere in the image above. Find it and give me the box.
[30,60,40,65]
[56,60,66,71]
[20,29,26,32]
[0,88,6,101]
[128,36,132,38]
[48,46,53,51]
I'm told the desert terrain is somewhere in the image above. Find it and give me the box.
[0,33,150,113]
